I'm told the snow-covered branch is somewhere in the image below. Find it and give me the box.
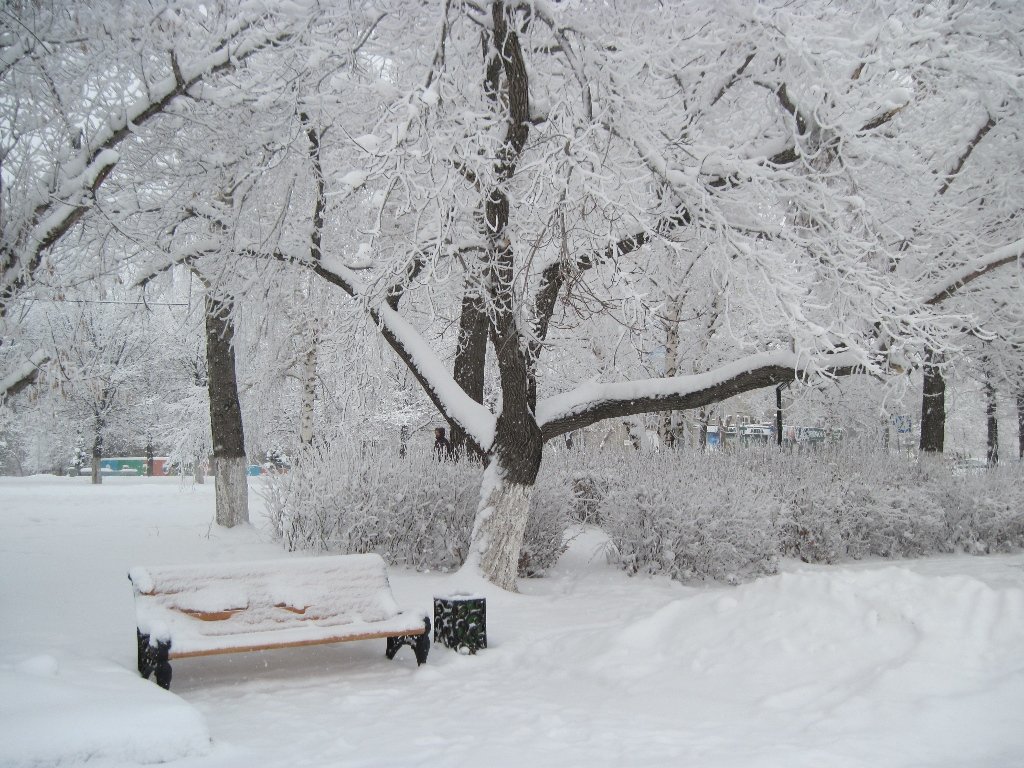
[925,238,1024,307]
[2,13,299,313]
[1,349,50,399]
[312,259,496,453]
[537,349,864,442]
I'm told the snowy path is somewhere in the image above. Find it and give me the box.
[1,476,1023,767]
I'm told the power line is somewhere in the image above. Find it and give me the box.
[31,298,190,307]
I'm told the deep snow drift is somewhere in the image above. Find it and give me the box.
[1,475,1022,767]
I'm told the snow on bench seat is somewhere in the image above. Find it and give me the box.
[128,553,429,688]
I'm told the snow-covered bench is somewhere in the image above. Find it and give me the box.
[128,553,430,689]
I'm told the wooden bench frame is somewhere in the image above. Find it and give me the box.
[129,554,430,690]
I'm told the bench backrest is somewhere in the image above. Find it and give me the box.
[129,553,402,641]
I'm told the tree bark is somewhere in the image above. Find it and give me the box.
[204,293,249,527]
[919,346,946,453]
[451,290,488,459]
[985,374,999,467]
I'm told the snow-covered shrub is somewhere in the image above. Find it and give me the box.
[597,453,780,584]
[540,447,1023,582]
[930,461,1024,554]
[529,449,610,524]
[264,441,569,576]
[767,450,1023,562]
[265,441,477,567]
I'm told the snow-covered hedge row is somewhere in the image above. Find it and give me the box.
[265,443,1024,585]
[563,449,1024,582]
[769,451,1024,563]
[264,443,567,577]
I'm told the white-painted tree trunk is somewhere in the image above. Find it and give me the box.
[462,462,533,592]
[212,456,249,528]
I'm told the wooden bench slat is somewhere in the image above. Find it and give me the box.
[168,624,428,659]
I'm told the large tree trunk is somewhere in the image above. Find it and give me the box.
[205,294,249,527]
[464,394,544,590]
[985,374,999,467]
[919,346,946,453]
[465,456,539,591]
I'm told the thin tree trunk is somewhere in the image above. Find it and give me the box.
[775,385,784,448]
[298,114,324,447]
[658,296,681,448]
[205,293,249,527]
[919,346,946,453]
[985,374,999,467]
[298,326,318,446]
[1018,390,1024,461]
[399,424,409,458]
[91,415,103,485]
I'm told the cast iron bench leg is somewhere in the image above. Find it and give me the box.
[137,629,172,689]
[385,618,431,665]
[414,618,431,665]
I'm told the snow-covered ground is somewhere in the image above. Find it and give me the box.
[1,475,1022,768]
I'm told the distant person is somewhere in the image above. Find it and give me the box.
[433,427,453,461]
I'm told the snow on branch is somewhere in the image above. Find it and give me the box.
[312,259,496,453]
[131,239,223,288]
[925,238,1024,307]
[4,15,296,313]
[1,350,50,399]
[536,349,864,442]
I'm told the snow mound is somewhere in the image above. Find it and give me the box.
[0,654,210,767]
[594,567,1024,761]
[599,567,1024,688]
